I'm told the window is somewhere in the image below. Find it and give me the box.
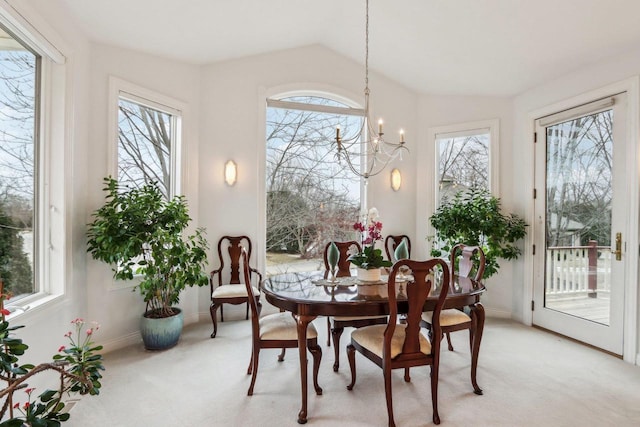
[0,8,67,308]
[111,78,183,198]
[265,95,364,275]
[0,25,39,301]
[434,120,499,204]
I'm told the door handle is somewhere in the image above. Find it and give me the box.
[612,232,622,261]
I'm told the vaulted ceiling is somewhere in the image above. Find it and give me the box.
[59,0,640,96]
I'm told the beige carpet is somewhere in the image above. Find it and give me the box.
[67,304,640,427]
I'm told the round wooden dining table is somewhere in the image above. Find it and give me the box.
[262,270,486,424]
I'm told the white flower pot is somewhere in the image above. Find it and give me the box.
[357,267,381,282]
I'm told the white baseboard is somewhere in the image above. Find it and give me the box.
[101,331,141,354]
[484,307,512,319]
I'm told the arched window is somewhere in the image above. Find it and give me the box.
[265,95,364,275]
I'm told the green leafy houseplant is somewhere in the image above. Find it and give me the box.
[429,188,527,278]
[0,283,104,426]
[86,177,209,319]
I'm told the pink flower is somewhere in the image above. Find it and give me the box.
[86,328,93,336]
[24,388,35,395]
[64,331,72,338]
[71,318,83,324]
[12,402,19,409]
[0,308,10,316]
[23,402,30,410]
[58,345,66,352]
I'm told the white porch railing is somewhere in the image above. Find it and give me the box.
[545,241,611,296]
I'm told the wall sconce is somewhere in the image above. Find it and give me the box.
[390,168,402,191]
[224,160,237,186]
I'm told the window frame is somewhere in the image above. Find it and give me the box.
[263,92,366,275]
[108,76,185,198]
[431,119,499,202]
[434,124,494,206]
[416,119,499,259]
[0,4,67,314]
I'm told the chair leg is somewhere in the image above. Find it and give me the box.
[220,304,224,322]
[445,332,454,351]
[331,326,345,372]
[247,349,253,375]
[247,346,260,396]
[277,348,286,362]
[246,301,249,320]
[326,317,331,347]
[384,365,395,427]
[431,363,441,425]
[404,367,410,382]
[309,343,323,395]
[209,302,221,338]
[346,344,357,390]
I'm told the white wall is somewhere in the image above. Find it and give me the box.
[197,45,420,315]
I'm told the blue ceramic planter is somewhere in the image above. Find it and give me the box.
[140,308,184,350]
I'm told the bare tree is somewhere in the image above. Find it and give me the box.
[546,111,613,246]
[266,99,361,259]
[0,47,36,296]
[118,99,172,198]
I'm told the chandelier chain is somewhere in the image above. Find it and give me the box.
[365,0,369,91]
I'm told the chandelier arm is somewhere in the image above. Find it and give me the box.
[330,0,408,180]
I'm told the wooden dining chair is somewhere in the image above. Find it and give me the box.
[421,243,486,352]
[324,240,387,372]
[346,258,450,426]
[242,248,323,397]
[384,235,412,262]
[209,235,263,338]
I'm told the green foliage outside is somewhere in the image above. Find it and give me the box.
[86,177,209,318]
[430,188,527,278]
[0,202,32,296]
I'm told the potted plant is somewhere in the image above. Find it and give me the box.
[348,207,392,281]
[86,177,209,350]
[429,188,527,278]
[0,281,104,425]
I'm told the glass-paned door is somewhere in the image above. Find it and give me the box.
[533,94,626,355]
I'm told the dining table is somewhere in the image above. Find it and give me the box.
[262,270,486,424]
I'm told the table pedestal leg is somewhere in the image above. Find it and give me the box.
[295,314,315,424]
[469,302,485,395]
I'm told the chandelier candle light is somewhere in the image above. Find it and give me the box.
[334,0,408,179]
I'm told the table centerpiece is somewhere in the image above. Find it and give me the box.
[348,207,392,282]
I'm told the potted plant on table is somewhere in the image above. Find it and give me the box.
[429,187,527,279]
[86,177,209,350]
[348,207,392,281]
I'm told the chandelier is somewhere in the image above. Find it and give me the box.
[335,0,408,179]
